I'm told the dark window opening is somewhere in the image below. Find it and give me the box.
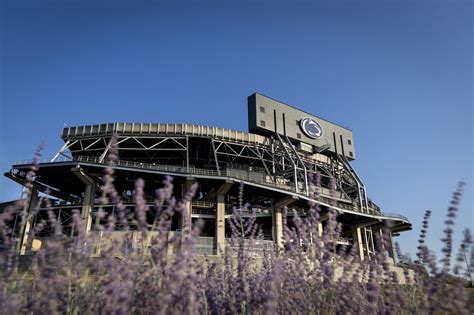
[349,151,353,157]
[260,120,266,127]
[348,139,352,145]
[260,106,265,113]
[297,133,301,139]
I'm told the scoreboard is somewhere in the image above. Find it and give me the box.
[248,93,356,160]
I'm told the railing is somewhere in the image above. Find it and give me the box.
[336,237,350,245]
[192,208,216,216]
[226,238,274,257]
[380,213,410,223]
[14,155,299,192]
[225,207,272,215]
[11,156,411,222]
[196,237,216,255]
[191,201,215,208]
[60,123,272,148]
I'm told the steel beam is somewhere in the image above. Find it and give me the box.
[5,171,77,201]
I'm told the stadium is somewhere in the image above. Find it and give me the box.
[4,93,411,260]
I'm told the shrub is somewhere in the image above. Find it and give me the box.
[0,148,472,314]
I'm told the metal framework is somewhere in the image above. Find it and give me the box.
[48,130,375,215]
[6,122,411,261]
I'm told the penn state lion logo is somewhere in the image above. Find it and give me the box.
[300,118,323,139]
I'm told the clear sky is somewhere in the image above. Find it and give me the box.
[1,0,472,260]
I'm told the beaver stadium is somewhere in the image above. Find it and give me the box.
[4,93,411,260]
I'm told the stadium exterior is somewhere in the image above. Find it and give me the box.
[5,93,411,261]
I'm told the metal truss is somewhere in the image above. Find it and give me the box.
[50,140,77,162]
[212,139,274,176]
[273,134,308,196]
[51,135,189,164]
[337,154,369,212]
[49,132,370,213]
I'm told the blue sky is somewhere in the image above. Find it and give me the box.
[1,0,472,259]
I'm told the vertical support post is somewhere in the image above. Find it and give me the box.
[214,180,233,255]
[387,230,396,265]
[363,227,370,259]
[72,167,98,235]
[273,196,297,248]
[378,227,386,257]
[211,140,221,176]
[273,207,284,248]
[186,136,190,173]
[167,231,175,256]
[181,177,194,230]
[358,184,364,213]
[368,227,375,256]
[352,227,365,261]
[18,188,39,255]
[271,141,276,174]
[317,214,329,237]
[304,168,309,196]
[184,199,192,225]
[82,184,96,235]
[362,227,375,259]
[216,194,226,254]
[293,168,298,193]
[317,222,324,237]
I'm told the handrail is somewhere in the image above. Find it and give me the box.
[12,156,410,222]
[14,155,298,193]
[380,213,410,223]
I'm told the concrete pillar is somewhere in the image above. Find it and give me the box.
[214,180,233,255]
[272,196,297,248]
[167,231,175,256]
[352,227,365,261]
[82,184,96,235]
[72,167,97,235]
[18,188,39,255]
[273,207,284,248]
[387,231,396,265]
[181,177,194,230]
[216,194,226,254]
[317,222,323,237]
[365,227,375,259]
[378,227,386,257]
[317,214,329,237]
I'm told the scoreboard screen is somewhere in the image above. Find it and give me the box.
[248,93,356,160]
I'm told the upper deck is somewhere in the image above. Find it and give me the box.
[62,123,271,146]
